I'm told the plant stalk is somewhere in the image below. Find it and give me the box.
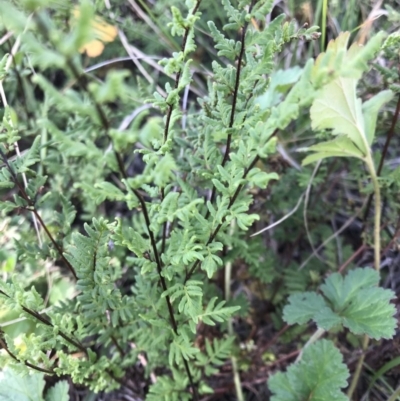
[225,221,244,401]
[347,335,369,399]
[321,0,328,51]
[387,385,400,401]
[348,153,380,397]
[366,154,381,271]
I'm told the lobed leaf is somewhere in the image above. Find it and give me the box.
[268,339,349,401]
[283,268,397,340]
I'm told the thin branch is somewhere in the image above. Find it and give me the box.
[163,0,202,143]
[1,287,134,391]
[0,148,78,279]
[338,244,367,274]
[159,0,202,282]
[206,3,256,213]
[362,94,400,223]
[0,289,86,355]
[185,155,260,281]
[122,1,203,389]
[347,335,369,399]
[0,23,43,245]
[221,9,252,167]
[298,196,369,270]
[0,335,54,375]
[117,29,167,98]
[251,193,305,237]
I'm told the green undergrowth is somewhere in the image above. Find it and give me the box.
[0,0,399,400]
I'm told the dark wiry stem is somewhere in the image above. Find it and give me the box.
[0,334,54,374]
[221,0,257,168]
[36,7,201,397]
[220,9,253,167]
[163,0,202,143]
[0,148,78,279]
[0,289,86,354]
[158,3,203,398]
[185,155,260,282]
[206,7,257,218]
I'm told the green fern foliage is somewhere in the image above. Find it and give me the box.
[0,0,396,399]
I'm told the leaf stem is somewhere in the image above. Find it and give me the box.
[362,94,400,225]
[347,335,369,399]
[0,335,54,374]
[387,385,400,401]
[346,156,381,398]
[185,155,260,281]
[295,327,325,362]
[365,153,381,271]
[225,220,244,401]
[206,1,256,215]
[0,148,78,279]
[320,0,328,51]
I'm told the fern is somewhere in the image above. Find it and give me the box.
[1,0,395,400]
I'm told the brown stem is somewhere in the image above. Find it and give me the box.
[0,289,87,355]
[338,244,367,274]
[37,6,201,398]
[0,335,54,374]
[163,0,202,143]
[221,15,252,167]
[157,4,203,398]
[206,4,256,215]
[0,149,78,279]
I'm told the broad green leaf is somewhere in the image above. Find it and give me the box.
[301,136,366,166]
[268,339,349,401]
[307,32,391,164]
[0,2,28,33]
[362,90,394,144]
[265,59,316,131]
[320,268,380,310]
[310,77,368,154]
[283,268,397,339]
[313,306,343,330]
[45,381,69,401]
[344,32,387,78]
[283,292,326,325]
[0,368,45,401]
[311,32,351,85]
[340,286,396,339]
[311,31,385,84]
